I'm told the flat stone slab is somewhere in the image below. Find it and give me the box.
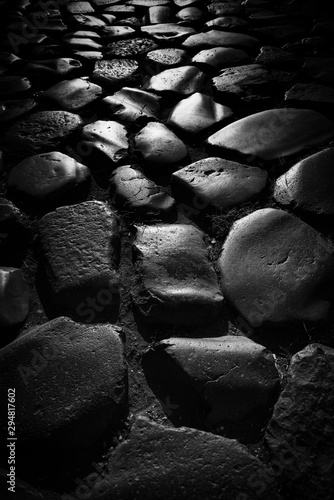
[0,98,37,122]
[265,344,334,500]
[192,47,249,69]
[144,48,189,74]
[217,208,334,328]
[6,111,84,153]
[110,165,175,215]
[145,335,279,427]
[38,201,120,322]
[80,415,281,499]
[135,122,188,166]
[0,267,29,328]
[80,120,129,165]
[132,224,223,324]
[274,147,334,217]
[23,58,83,78]
[140,24,196,41]
[101,25,135,40]
[143,65,206,94]
[101,87,161,122]
[182,30,260,51]
[207,108,334,161]
[167,93,233,134]
[8,151,90,201]
[92,59,139,87]
[284,83,334,105]
[172,157,267,210]
[42,78,103,111]
[66,1,95,14]
[0,317,127,449]
[106,37,158,58]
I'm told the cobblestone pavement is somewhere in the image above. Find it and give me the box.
[0,0,334,499]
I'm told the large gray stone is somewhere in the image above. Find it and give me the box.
[101,87,161,122]
[265,343,334,500]
[0,317,127,450]
[132,224,224,324]
[42,78,103,111]
[92,59,139,87]
[106,37,158,58]
[192,47,250,69]
[80,120,129,166]
[217,208,334,328]
[182,30,259,51]
[38,201,120,323]
[143,65,206,95]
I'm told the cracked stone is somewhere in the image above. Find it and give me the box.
[42,78,103,111]
[171,157,267,210]
[38,201,120,322]
[101,87,161,122]
[7,151,90,201]
[265,343,334,500]
[110,165,176,215]
[143,65,206,94]
[6,111,84,153]
[274,148,334,217]
[192,46,249,69]
[0,267,29,328]
[80,120,129,165]
[135,122,188,166]
[0,98,37,122]
[132,224,224,324]
[0,317,127,449]
[207,108,334,161]
[217,208,334,328]
[167,92,233,134]
[182,30,259,51]
[106,37,158,57]
[92,59,139,87]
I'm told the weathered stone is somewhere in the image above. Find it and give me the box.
[302,58,334,87]
[135,122,188,166]
[145,335,279,427]
[0,267,29,328]
[212,64,273,99]
[274,148,334,217]
[0,317,127,449]
[129,0,170,5]
[106,37,158,58]
[174,0,198,6]
[8,152,90,201]
[80,120,129,165]
[176,7,205,22]
[132,224,223,324]
[42,78,103,111]
[0,76,31,97]
[167,93,233,134]
[284,83,334,106]
[104,4,136,13]
[266,343,334,500]
[6,111,84,153]
[255,45,301,68]
[0,198,28,266]
[207,108,334,161]
[92,59,139,87]
[207,2,242,16]
[66,1,95,14]
[101,87,161,122]
[110,165,175,215]
[172,157,267,210]
[38,201,120,322]
[73,50,103,61]
[117,16,142,26]
[140,23,196,41]
[65,30,101,40]
[23,58,83,78]
[62,36,103,52]
[143,65,206,94]
[81,415,281,499]
[205,16,248,31]
[144,6,172,24]
[0,98,37,122]
[71,14,114,27]
[92,0,120,5]
[182,30,259,51]
[192,47,249,69]
[144,48,188,74]
[101,25,135,40]
[217,208,334,328]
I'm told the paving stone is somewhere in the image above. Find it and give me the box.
[205,16,248,30]
[38,201,120,322]
[92,59,139,87]
[129,0,170,5]
[0,76,31,97]
[255,45,301,68]
[42,78,103,111]
[135,122,188,166]
[143,5,172,24]
[106,37,158,58]
[0,317,127,449]
[71,13,114,27]
[23,58,83,78]
[6,111,84,153]
[92,0,120,5]
[80,120,129,165]
[140,23,196,41]
[104,4,136,14]
[182,30,260,51]
[26,44,65,60]
[0,98,37,122]
[66,1,95,14]
[62,35,103,52]
[132,224,223,324]
[167,92,233,134]
[192,46,250,69]
[302,58,334,87]
[266,343,334,500]
[0,267,29,328]
[144,48,189,74]
[7,151,90,201]
[212,64,274,100]
[171,157,267,210]
[207,108,334,161]
[74,51,104,62]
[176,7,205,22]
[253,25,306,44]
[82,415,281,500]
[274,147,334,217]
[217,208,334,328]
[207,2,242,16]
[100,87,161,122]
[248,10,288,27]
[285,83,334,106]
[101,25,136,40]
[145,335,279,427]
[143,65,206,94]
[110,165,176,215]
[0,198,29,266]
[65,30,102,40]
[117,16,142,26]
[174,0,198,6]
